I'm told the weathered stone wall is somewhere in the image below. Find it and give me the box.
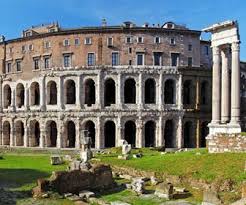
[207,133,246,153]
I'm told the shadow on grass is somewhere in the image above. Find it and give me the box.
[0,168,50,205]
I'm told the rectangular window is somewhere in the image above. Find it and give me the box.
[188,44,192,51]
[129,60,132,65]
[63,39,70,46]
[126,36,132,44]
[171,53,180,66]
[16,61,21,72]
[87,53,95,66]
[153,52,162,66]
[137,36,143,43]
[33,58,40,70]
[112,52,120,66]
[136,53,144,65]
[170,38,175,45]
[107,37,113,47]
[205,46,209,55]
[63,55,71,67]
[75,38,80,45]
[129,47,132,53]
[155,37,160,44]
[22,45,26,52]
[29,44,33,51]
[44,41,51,49]
[84,37,92,45]
[6,62,11,73]
[44,57,50,69]
[188,57,193,67]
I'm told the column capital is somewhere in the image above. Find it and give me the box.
[231,41,240,52]
[212,46,220,55]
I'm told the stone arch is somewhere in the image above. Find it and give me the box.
[65,79,76,104]
[124,78,136,104]
[104,120,116,148]
[164,79,176,104]
[201,81,209,105]
[184,121,195,148]
[200,121,209,147]
[164,119,176,148]
[30,82,40,106]
[144,120,156,147]
[84,79,95,106]
[145,78,156,104]
[46,121,57,147]
[3,84,11,108]
[15,120,24,146]
[124,120,136,147]
[29,120,40,147]
[84,120,96,148]
[47,81,57,105]
[183,80,193,105]
[65,120,76,148]
[16,83,25,108]
[104,78,116,106]
[2,121,10,145]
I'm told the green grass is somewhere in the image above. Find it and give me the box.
[97,148,246,185]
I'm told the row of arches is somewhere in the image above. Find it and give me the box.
[3,78,210,109]
[1,119,209,148]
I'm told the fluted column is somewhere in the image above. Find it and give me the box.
[0,77,3,112]
[10,120,14,146]
[211,46,221,124]
[116,117,123,147]
[138,73,143,109]
[76,76,82,109]
[58,76,64,110]
[75,119,80,149]
[230,42,241,124]
[195,77,200,110]
[157,116,164,146]
[221,48,230,123]
[24,84,29,110]
[178,74,183,110]
[158,72,164,109]
[24,123,29,147]
[39,122,45,148]
[177,116,183,148]
[136,118,144,148]
[96,71,102,109]
[95,117,103,149]
[117,73,123,109]
[40,77,46,111]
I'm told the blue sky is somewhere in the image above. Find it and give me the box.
[1,0,245,60]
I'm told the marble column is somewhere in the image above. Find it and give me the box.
[178,74,183,110]
[211,46,221,124]
[10,120,15,146]
[221,48,230,123]
[58,76,64,110]
[195,77,200,110]
[40,77,46,111]
[75,119,80,149]
[230,42,241,124]
[116,117,123,147]
[117,73,123,109]
[0,77,3,112]
[136,118,144,148]
[157,116,164,147]
[39,123,45,148]
[158,72,164,110]
[96,71,102,109]
[24,84,29,110]
[138,74,143,109]
[76,76,82,109]
[177,116,183,148]
[95,117,103,149]
[24,123,29,147]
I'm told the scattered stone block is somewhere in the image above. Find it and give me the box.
[131,178,145,194]
[80,162,92,170]
[150,176,161,186]
[50,155,63,165]
[125,183,132,189]
[67,195,81,201]
[154,182,173,199]
[174,187,187,193]
[79,190,95,199]
[111,201,131,205]
[118,155,130,160]
[70,160,81,171]
[64,193,73,198]
[133,153,142,158]
[161,152,167,155]
[122,144,131,155]
[201,190,222,205]
[119,174,132,180]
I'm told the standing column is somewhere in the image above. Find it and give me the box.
[39,121,45,148]
[117,73,123,109]
[195,77,200,110]
[178,74,183,110]
[24,122,29,147]
[138,73,143,109]
[158,72,164,110]
[76,76,82,109]
[10,87,15,111]
[221,48,230,123]
[136,118,144,148]
[157,116,164,147]
[10,120,15,146]
[75,119,80,149]
[56,120,62,148]
[230,42,241,124]
[196,119,200,148]
[116,117,123,147]
[96,71,102,109]
[24,84,29,110]
[58,76,64,110]
[95,117,103,149]
[0,77,3,112]
[40,77,46,111]
[211,46,221,124]
[177,115,183,148]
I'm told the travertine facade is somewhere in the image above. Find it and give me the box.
[0,21,237,149]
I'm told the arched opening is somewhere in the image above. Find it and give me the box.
[84,79,95,106]
[84,121,96,148]
[16,83,25,108]
[183,80,193,105]
[184,121,194,148]
[15,120,24,146]
[145,78,156,104]
[124,120,136,147]
[201,81,209,105]
[46,121,57,147]
[200,121,209,147]
[47,81,57,105]
[3,85,11,108]
[104,78,116,106]
[144,121,155,147]
[65,80,76,104]
[104,121,115,148]
[30,82,40,106]
[2,121,10,145]
[30,120,40,147]
[124,78,136,104]
[164,120,175,148]
[65,121,76,148]
[164,79,176,104]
